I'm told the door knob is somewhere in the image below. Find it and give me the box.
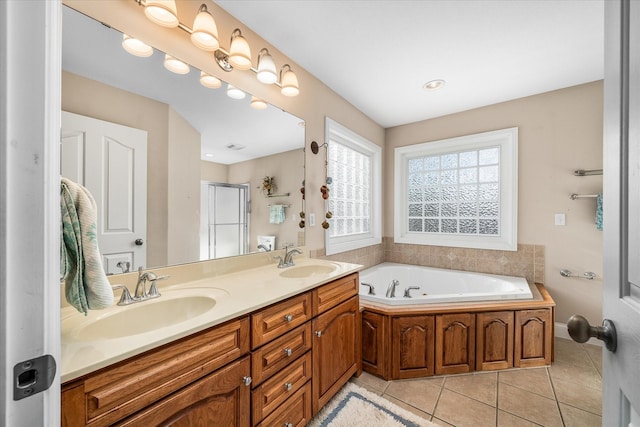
[567,314,617,352]
[134,238,144,246]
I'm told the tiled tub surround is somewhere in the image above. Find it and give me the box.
[313,240,545,285]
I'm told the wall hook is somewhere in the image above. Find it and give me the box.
[310,140,328,155]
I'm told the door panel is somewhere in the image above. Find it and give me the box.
[602,0,640,423]
[61,111,147,273]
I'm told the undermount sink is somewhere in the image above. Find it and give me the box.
[66,290,224,341]
[279,264,337,278]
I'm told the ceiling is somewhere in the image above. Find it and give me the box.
[215,0,605,128]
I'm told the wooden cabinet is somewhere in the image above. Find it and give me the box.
[256,382,313,427]
[312,295,360,414]
[515,308,553,367]
[62,273,361,426]
[116,356,251,426]
[61,317,250,427]
[435,313,475,375]
[476,311,514,371]
[391,315,434,379]
[251,293,311,349]
[361,310,388,378]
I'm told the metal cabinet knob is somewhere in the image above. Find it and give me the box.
[284,314,293,322]
[315,330,322,337]
[242,376,252,386]
[284,382,292,391]
[284,423,293,427]
[567,314,617,352]
[284,348,292,357]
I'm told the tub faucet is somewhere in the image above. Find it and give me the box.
[257,244,271,252]
[404,286,420,298]
[385,280,400,298]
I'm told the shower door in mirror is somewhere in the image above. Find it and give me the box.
[61,111,148,274]
[200,182,249,260]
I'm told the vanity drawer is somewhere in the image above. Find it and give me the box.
[81,317,249,427]
[251,292,312,349]
[313,272,358,315]
[256,381,312,427]
[251,323,312,386]
[251,351,312,425]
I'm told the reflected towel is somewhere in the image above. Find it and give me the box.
[596,192,603,231]
[60,177,114,314]
[269,204,285,224]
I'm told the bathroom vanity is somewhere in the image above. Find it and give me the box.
[60,258,361,426]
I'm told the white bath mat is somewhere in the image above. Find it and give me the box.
[309,382,440,427]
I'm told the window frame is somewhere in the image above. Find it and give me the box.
[394,127,518,251]
[325,117,382,255]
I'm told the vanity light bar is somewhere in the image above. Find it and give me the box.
[133,0,300,96]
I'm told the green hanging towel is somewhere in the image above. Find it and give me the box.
[60,177,114,314]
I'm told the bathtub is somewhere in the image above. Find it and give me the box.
[359,262,532,305]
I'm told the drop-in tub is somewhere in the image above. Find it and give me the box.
[358,262,532,305]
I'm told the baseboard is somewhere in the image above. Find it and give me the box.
[555,322,603,347]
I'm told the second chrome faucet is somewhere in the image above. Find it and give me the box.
[274,246,303,268]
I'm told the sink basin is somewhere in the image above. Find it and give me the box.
[279,264,337,278]
[67,292,220,341]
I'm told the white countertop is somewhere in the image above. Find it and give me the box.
[61,258,362,383]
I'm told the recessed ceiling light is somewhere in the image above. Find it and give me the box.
[423,79,446,91]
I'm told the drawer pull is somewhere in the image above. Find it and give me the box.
[284,382,293,391]
[284,314,293,322]
[284,348,293,357]
[242,376,252,387]
[284,423,293,427]
[315,330,322,337]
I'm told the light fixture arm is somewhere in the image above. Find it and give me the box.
[133,0,291,89]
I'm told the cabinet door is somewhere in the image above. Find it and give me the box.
[435,313,475,375]
[391,316,435,379]
[116,356,251,426]
[514,309,552,367]
[312,296,360,414]
[476,311,514,371]
[362,311,388,379]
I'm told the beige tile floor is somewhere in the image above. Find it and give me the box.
[350,338,602,427]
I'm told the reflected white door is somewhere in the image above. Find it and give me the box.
[602,0,640,424]
[61,111,147,274]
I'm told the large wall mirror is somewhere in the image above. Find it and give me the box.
[61,5,305,274]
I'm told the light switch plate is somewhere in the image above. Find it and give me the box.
[555,213,566,226]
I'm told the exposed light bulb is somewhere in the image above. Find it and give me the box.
[256,48,277,84]
[122,34,153,57]
[164,54,190,74]
[200,71,221,89]
[226,84,246,99]
[191,4,219,51]
[228,29,252,71]
[280,65,299,97]
[250,96,267,110]
[144,0,179,28]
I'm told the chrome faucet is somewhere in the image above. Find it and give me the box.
[275,246,303,268]
[385,280,400,298]
[257,244,271,252]
[134,266,157,298]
